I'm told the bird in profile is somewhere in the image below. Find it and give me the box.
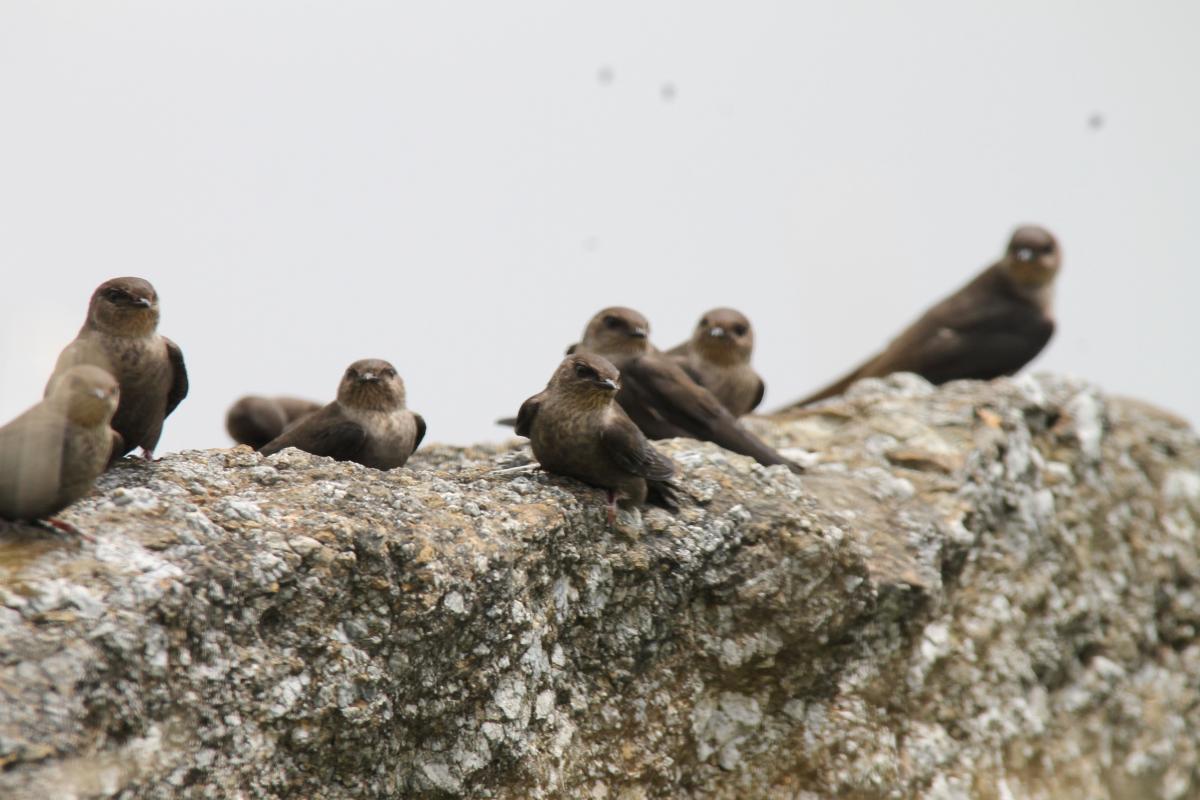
[259,359,425,470]
[47,277,188,461]
[786,225,1062,408]
[225,396,322,449]
[570,307,802,473]
[516,353,679,524]
[665,307,764,417]
[0,365,121,535]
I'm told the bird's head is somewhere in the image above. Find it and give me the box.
[551,353,621,408]
[580,307,652,358]
[50,365,120,427]
[1003,226,1061,289]
[88,277,161,337]
[690,307,754,366]
[337,358,406,411]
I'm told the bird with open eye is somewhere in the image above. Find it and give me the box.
[515,353,679,525]
[665,308,764,417]
[1,365,121,536]
[259,359,425,470]
[785,225,1061,408]
[568,307,802,473]
[45,277,188,463]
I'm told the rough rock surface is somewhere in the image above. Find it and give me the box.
[1,374,1198,799]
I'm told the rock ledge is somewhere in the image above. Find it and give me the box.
[1,374,1198,799]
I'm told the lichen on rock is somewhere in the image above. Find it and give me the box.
[1,374,1197,798]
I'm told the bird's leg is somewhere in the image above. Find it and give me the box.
[40,517,96,543]
[606,491,618,526]
[138,447,156,461]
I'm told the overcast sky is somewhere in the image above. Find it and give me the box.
[2,2,1197,452]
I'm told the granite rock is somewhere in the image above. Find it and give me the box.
[0,374,1197,799]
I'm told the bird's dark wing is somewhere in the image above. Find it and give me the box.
[259,404,366,462]
[675,359,706,386]
[513,393,544,438]
[412,412,427,450]
[618,354,727,439]
[872,305,1053,385]
[163,337,189,418]
[621,354,800,471]
[601,413,676,481]
[108,428,123,462]
[749,377,765,413]
[787,268,1053,408]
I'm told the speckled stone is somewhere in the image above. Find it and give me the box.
[0,374,1197,799]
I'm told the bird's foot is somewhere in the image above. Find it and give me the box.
[606,491,618,527]
[138,448,158,462]
[39,517,96,543]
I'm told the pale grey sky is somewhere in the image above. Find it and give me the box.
[2,2,1197,452]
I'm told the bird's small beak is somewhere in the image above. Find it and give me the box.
[1015,248,1034,263]
[629,328,648,339]
[359,372,378,382]
[708,326,727,338]
[134,296,153,308]
[599,378,619,391]
[90,388,106,399]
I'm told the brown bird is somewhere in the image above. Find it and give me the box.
[225,396,322,449]
[571,307,801,472]
[259,359,425,470]
[788,225,1061,408]
[0,365,120,532]
[516,353,679,523]
[47,277,188,461]
[665,308,764,417]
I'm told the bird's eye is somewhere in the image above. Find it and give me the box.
[732,324,748,336]
[382,368,396,378]
[574,363,596,379]
[104,289,123,301]
[603,315,620,329]
[699,318,709,328]
[346,370,357,380]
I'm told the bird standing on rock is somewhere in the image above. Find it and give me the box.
[516,353,679,524]
[226,396,322,449]
[0,365,121,534]
[571,307,802,473]
[47,277,188,461]
[260,359,425,470]
[666,307,764,417]
[786,225,1061,408]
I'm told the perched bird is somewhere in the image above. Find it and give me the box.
[260,359,425,470]
[225,396,322,449]
[665,308,764,417]
[787,225,1062,407]
[571,307,801,472]
[47,277,188,461]
[0,365,120,531]
[516,353,678,522]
